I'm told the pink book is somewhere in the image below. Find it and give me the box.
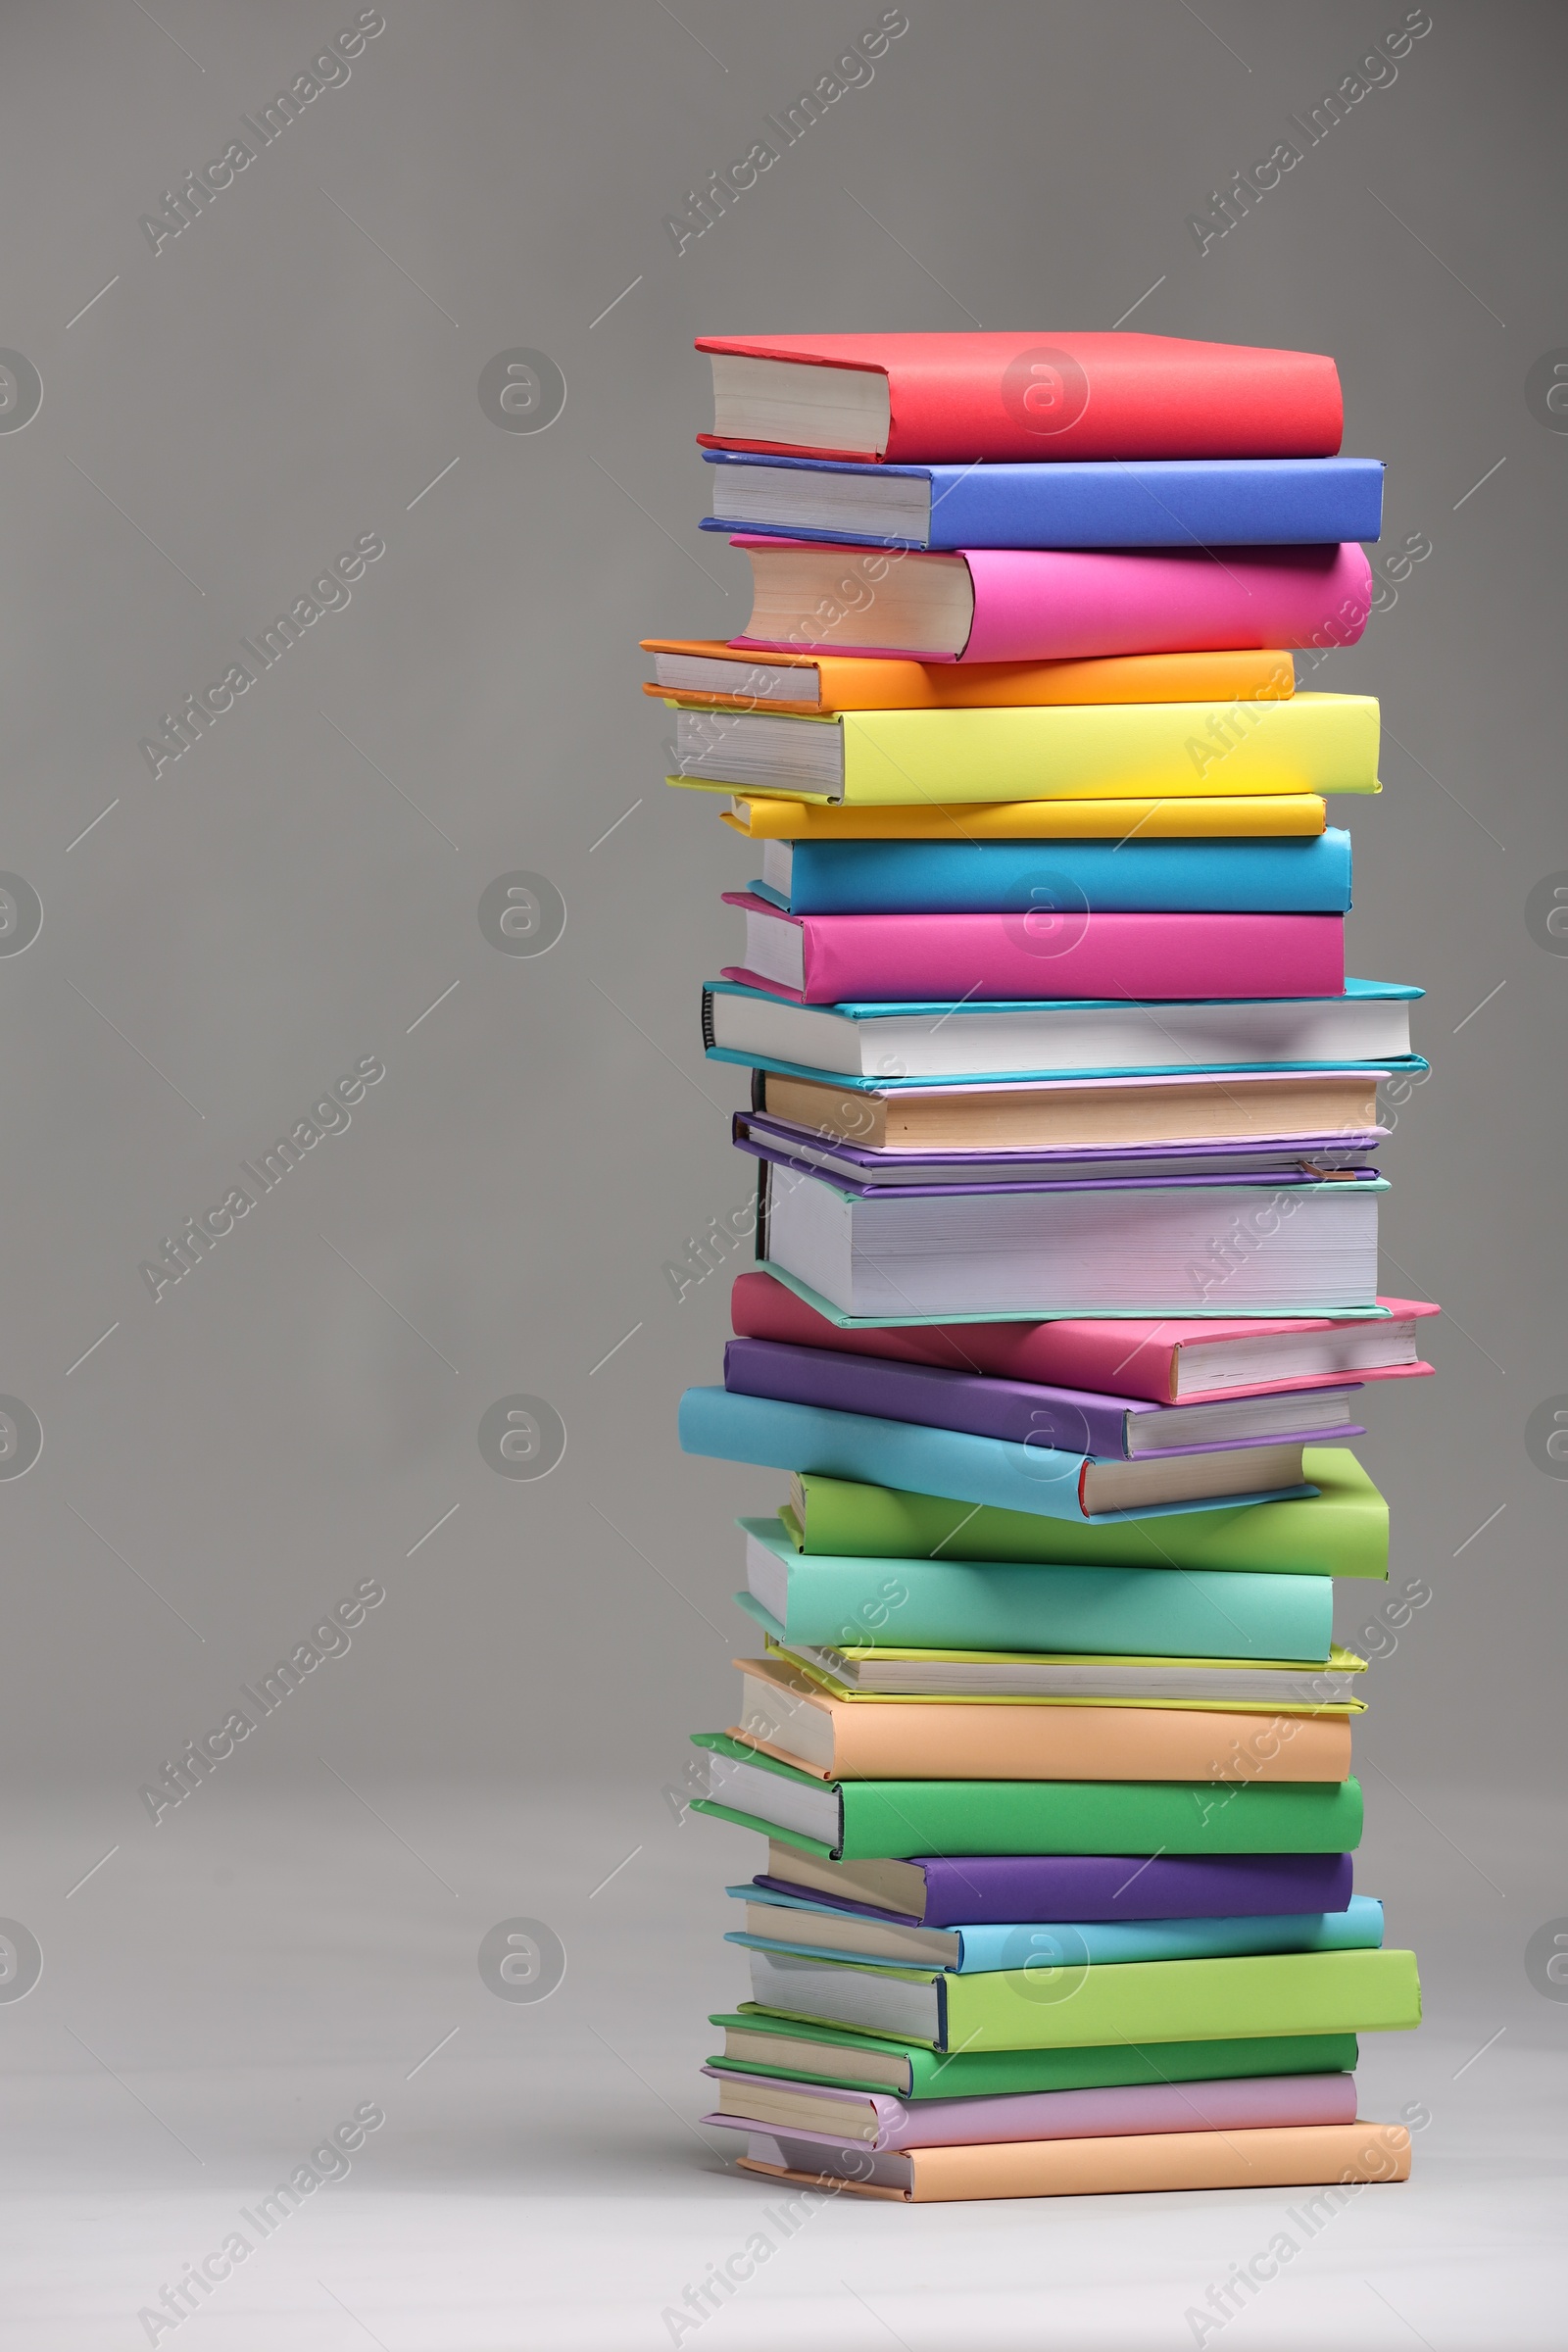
[701,2066,1357,2151]
[722,891,1345,1005]
[731,1268,1439,1404]
[731,538,1373,663]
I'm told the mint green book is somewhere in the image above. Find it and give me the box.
[708,2010,1360,2099]
[692,1733,1362,1859]
[783,1446,1387,1577]
[745,1944,1419,2053]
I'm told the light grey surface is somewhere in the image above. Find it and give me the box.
[0,1,1564,2341]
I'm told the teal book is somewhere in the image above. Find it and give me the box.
[692,1733,1363,1860]
[739,1516,1335,1661]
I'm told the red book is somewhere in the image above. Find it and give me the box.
[730,1269,1439,1405]
[697,332,1344,465]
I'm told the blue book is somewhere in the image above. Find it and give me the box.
[751,829,1352,916]
[679,1387,1318,1527]
[700,451,1386,552]
[725,1885,1385,1972]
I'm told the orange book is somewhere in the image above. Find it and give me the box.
[731,1655,1351,1785]
[641,637,1295,715]
[740,2118,1411,2202]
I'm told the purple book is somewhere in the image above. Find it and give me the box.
[701,2065,1357,2150]
[758,1852,1354,1928]
[723,1336,1364,1461]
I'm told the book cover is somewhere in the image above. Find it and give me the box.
[695,332,1344,463]
[701,452,1385,550]
[721,893,1348,1004]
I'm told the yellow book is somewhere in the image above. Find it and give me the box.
[665,692,1379,805]
[716,793,1329,840]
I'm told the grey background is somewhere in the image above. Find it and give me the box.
[0,4,1562,2345]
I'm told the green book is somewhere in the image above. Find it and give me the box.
[708,2010,1360,2100]
[784,1445,1386,1578]
[745,1944,1419,2053]
[692,1733,1362,1859]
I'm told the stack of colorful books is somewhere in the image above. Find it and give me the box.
[654,330,1432,2204]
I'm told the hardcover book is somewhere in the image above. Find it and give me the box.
[739,1516,1338,1659]
[779,1449,1388,1577]
[736,2118,1410,2201]
[696,332,1344,464]
[642,638,1296,712]
[748,830,1353,915]
[727,538,1371,664]
[671,690,1380,801]
[722,893,1348,1005]
[692,1733,1364,1859]
[701,452,1385,550]
[708,2008,1360,2099]
[734,1269,1437,1404]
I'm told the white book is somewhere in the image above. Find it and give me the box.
[762,1162,1383,1319]
[706,979,1418,1081]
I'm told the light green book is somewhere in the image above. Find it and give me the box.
[708,2011,1361,2100]
[745,1945,1419,2053]
[782,1446,1386,1577]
